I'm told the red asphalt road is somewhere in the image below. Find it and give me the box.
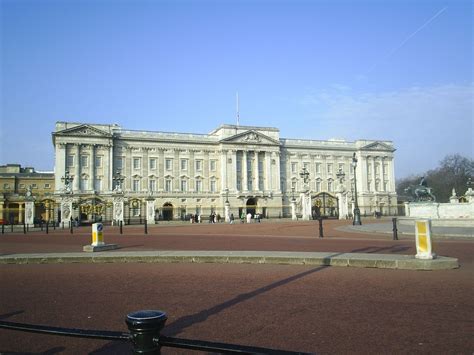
[1,220,473,354]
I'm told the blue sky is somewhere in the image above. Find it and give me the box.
[1,0,472,178]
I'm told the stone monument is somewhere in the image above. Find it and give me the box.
[24,185,35,226]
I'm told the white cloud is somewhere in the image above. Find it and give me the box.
[298,84,473,177]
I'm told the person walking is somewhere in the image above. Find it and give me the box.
[230,213,234,224]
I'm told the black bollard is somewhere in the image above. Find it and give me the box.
[40,222,43,231]
[46,221,49,234]
[392,217,398,240]
[120,220,123,235]
[11,223,13,233]
[23,223,26,234]
[62,222,64,230]
[69,221,73,234]
[144,220,148,235]
[53,221,56,230]
[1,224,4,234]
[126,310,168,355]
[318,217,324,238]
[27,223,29,232]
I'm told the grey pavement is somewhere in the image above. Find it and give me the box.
[339,221,474,238]
[0,250,459,270]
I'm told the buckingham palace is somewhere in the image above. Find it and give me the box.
[52,121,397,224]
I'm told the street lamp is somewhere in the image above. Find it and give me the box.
[61,170,74,194]
[351,153,362,225]
[291,186,295,201]
[113,170,125,193]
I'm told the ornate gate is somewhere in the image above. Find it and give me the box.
[312,192,339,219]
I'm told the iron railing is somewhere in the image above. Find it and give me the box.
[0,309,312,354]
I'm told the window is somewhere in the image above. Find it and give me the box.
[195,160,202,171]
[316,163,321,174]
[338,163,344,172]
[94,179,102,191]
[132,179,140,192]
[149,179,156,192]
[149,158,157,170]
[181,179,187,192]
[316,180,321,192]
[181,159,188,171]
[327,180,333,192]
[165,159,172,171]
[367,164,372,176]
[67,155,74,167]
[375,180,379,192]
[32,183,37,189]
[95,156,102,167]
[196,180,202,192]
[3,183,9,189]
[19,183,25,189]
[116,157,123,170]
[133,158,141,170]
[210,160,217,171]
[291,180,297,190]
[81,155,88,167]
[303,162,309,170]
[210,180,216,192]
[165,179,172,192]
[375,163,380,175]
[80,179,88,191]
[291,162,297,174]
[44,183,51,189]
[384,181,388,192]
[327,163,333,174]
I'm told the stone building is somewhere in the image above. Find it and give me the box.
[52,122,397,223]
[0,164,55,224]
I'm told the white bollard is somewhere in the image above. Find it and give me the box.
[415,219,436,259]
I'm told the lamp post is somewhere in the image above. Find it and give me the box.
[225,188,229,204]
[351,153,362,225]
[61,170,74,194]
[291,187,295,201]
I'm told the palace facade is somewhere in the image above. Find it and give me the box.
[52,122,397,222]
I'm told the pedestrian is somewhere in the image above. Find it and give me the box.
[230,213,234,224]
[217,213,221,223]
[246,212,252,224]
[197,214,201,223]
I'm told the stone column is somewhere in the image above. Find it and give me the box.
[220,150,228,191]
[90,144,95,192]
[143,148,149,192]
[242,150,248,192]
[74,144,81,191]
[146,198,155,224]
[372,156,377,192]
[231,150,237,193]
[126,147,132,191]
[274,152,281,193]
[24,200,35,225]
[254,151,259,191]
[55,143,67,193]
[265,152,271,192]
[113,196,124,224]
[158,148,164,191]
[291,199,297,220]
[301,192,311,220]
[61,197,73,225]
[18,204,23,224]
[224,201,230,223]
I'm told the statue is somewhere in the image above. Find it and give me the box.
[404,177,436,202]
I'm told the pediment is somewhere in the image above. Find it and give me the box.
[220,130,280,145]
[360,142,395,152]
[55,124,112,138]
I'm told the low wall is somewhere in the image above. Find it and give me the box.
[405,201,474,219]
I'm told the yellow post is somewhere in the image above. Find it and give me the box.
[415,219,436,259]
[92,223,104,246]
